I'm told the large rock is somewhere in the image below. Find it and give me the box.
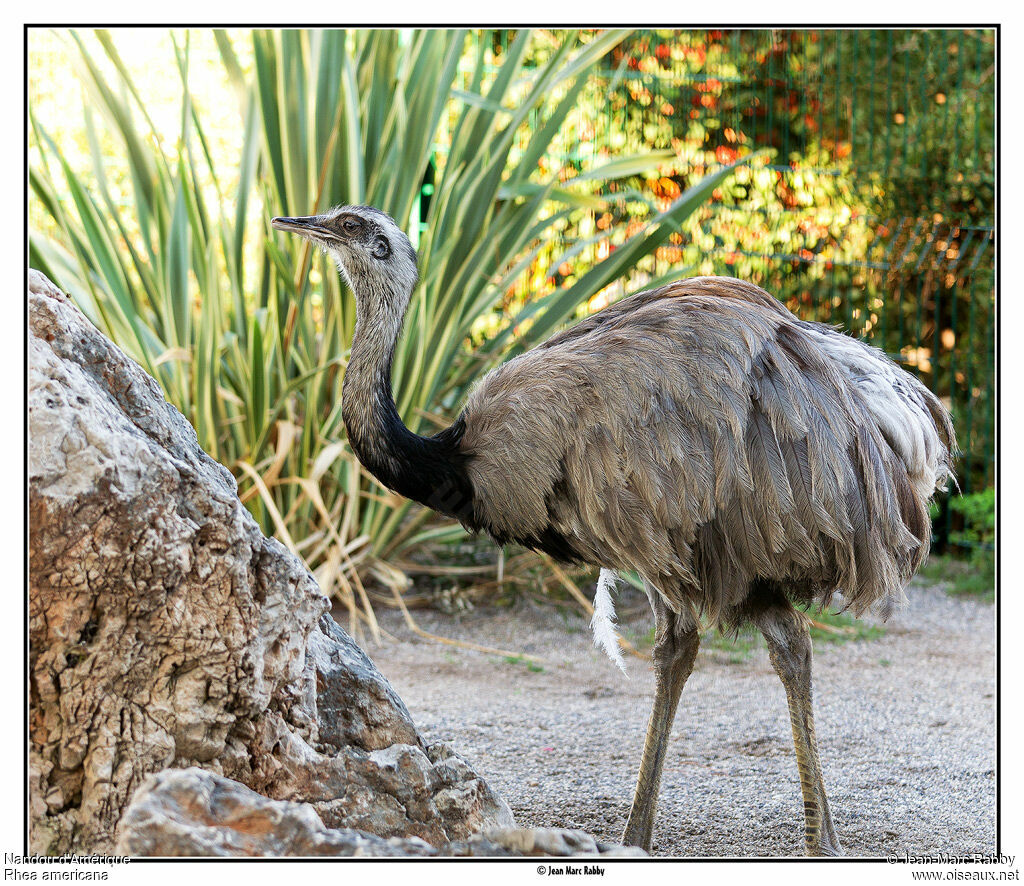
[116,769,644,858]
[28,271,514,854]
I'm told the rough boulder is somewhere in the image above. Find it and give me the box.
[28,270,514,855]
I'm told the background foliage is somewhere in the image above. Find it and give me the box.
[28,28,995,627]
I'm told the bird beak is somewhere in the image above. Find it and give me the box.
[271,216,333,239]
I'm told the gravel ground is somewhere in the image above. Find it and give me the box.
[363,578,995,858]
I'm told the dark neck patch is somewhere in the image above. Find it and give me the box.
[344,381,591,563]
[344,390,479,528]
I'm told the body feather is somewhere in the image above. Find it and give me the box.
[591,568,627,673]
[460,276,955,625]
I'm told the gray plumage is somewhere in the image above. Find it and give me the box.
[272,205,956,856]
[461,275,954,626]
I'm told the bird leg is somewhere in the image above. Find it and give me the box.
[755,603,843,857]
[622,593,700,850]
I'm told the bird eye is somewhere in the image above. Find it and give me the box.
[372,238,391,261]
[342,218,361,234]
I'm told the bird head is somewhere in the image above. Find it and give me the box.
[272,205,419,307]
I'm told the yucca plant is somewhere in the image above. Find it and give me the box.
[29,28,749,636]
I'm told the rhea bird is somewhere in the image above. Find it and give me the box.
[272,205,955,856]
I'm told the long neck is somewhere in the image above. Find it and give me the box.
[340,276,475,523]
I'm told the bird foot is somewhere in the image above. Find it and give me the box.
[805,838,844,857]
[621,820,653,852]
